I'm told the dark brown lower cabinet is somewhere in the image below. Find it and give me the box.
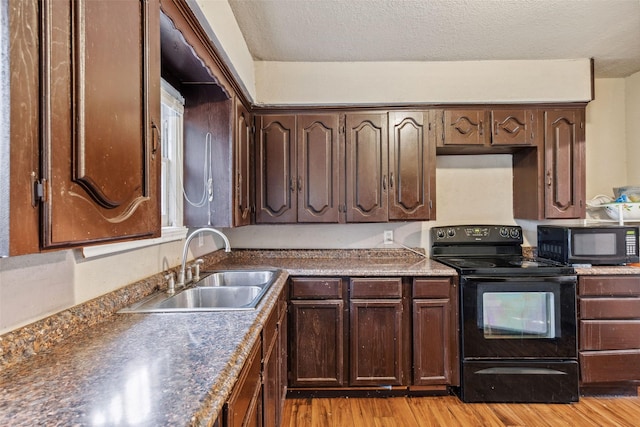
[288,275,457,393]
[349,278,406,386]
[289,278,346,387]
[263,282,288,427]
[412,278,459,388]
[225,338,263,427]
[579,275,640,391]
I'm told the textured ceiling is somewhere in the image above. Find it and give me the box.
[227,0,640,78]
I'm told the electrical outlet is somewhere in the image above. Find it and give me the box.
[383,230,393,245]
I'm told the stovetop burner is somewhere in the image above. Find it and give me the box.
[434,255,574,275]
[431,225,576,276]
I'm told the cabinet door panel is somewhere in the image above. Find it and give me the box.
[413,299,451,385]
[256,115,296,223]
[491,109,535,146]
[345,113,388,222]
[42,0,160,247]
[297,114,340,223]
[442,110,489,146]
[350,299,403,386]
[289,300,345,386]
[544,109,585,219]
[389,111,433,220]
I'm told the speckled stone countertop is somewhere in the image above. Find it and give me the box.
[573,264,640,275]
[207,248,457,277]
[0,249,456,426]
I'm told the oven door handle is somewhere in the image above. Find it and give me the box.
[462,275,576,284]
[475,367,571,376]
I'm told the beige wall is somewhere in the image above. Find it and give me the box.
[585,79,628,198]
[255,60,593,105]
[626,71,640,183]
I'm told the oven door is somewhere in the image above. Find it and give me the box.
[461,275,577,359]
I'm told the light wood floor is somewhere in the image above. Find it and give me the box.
[282,395,640,426]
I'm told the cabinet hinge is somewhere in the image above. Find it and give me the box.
[32,177,47,205]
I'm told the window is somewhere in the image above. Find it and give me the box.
[160,80,184,228]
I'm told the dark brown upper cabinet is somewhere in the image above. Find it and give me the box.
[256,115,297,223]
[161,1,251,228]
[388,111,436,220]
[513,108,585,220]
[441,109,488,146]
[297,114,341,223]
[345,113,389,222]
[437,108,537,154]
[8,0,161,254]
[491,109,536,146]
[256,114,340,224]
[543,109,586,219]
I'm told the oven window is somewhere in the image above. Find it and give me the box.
[573,233,616,255]
[480,291,556,339]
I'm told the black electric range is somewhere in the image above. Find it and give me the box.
[431,224,579,404]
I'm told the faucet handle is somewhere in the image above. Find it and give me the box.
[193,259,204,282]
[165,272,176,295]
[185,264,193,284]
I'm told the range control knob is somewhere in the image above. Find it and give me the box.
[436,229,446,239]
[510,228,521,239]
[447,228,456,237]
[499,227,509,238]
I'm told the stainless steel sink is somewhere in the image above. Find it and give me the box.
[118,269,278,313]
[197,270,275,288]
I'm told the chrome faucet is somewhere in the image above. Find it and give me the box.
[178,227,231,287]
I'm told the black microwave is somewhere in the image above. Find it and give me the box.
[537,225,640,266]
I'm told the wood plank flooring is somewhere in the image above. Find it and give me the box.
[282,395,640,426]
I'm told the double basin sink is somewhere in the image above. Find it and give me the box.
[119,269,278,313]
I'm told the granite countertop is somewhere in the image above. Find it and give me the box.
[0,249,456,426]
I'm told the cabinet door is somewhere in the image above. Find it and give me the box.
[225,340,263,427]
[413,299,451,385]
[289,300,345,387]
[544,109,585,219]
[388,111,434,220]
[345,113,389,222]
[490,109,535,146]
[41,0,161,248]
[297,114,340,223]
[442,110,489,146]
[349,299,404,386]
[256,115,297,223]
[235,101,252,226]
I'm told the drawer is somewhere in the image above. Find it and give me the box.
[290,277,343,299]
[580,350,640,383]
[579,275,640,297]
[350,278,402,298]
[580,297,640,319]
[413,278,451,299]
[580,320,640,350]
